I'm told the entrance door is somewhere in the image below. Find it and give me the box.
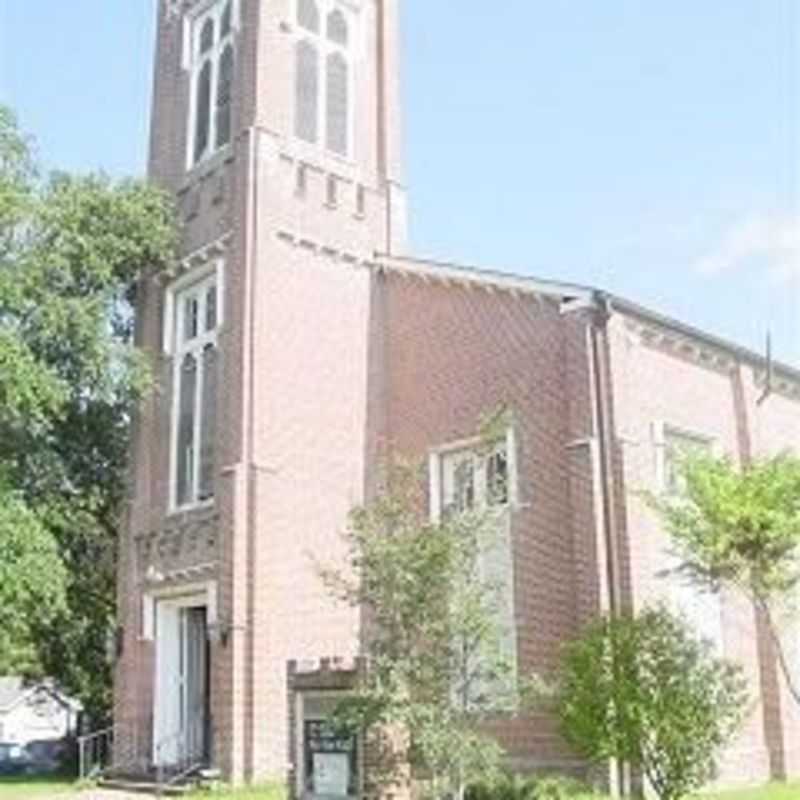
[183,607,209,763]
[153,600,210,767]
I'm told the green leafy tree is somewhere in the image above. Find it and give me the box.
[557,607,748,800]
[0,105,178,719]
[0,491,67,675]
[320,462,517,800]
[653,452,800,705]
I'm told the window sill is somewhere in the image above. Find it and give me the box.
[166,499,216,522]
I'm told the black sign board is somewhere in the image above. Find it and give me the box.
[303,719,358,796]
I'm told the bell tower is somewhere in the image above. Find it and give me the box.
[148,0,407,255]
[118,0,408,786]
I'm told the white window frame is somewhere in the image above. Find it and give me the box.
[653,421,717,496]
[652,421,724,653]
[429,428,519,523]
[428,428,519,690]
[184,0,239,170]
[166,265,223,513]
[293,0,358,161]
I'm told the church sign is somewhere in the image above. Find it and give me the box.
[304,719,358,797]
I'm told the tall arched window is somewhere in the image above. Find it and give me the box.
[293,1,353,157]
[189,1,237,167]
[171,272,221,509]
[198,344,218,501]
[297,0,320,33]
[295,40,319,144]
[326,9,348,46]
[216,44,234,149]
[194,61,212,163]
[176,353,198,507]
[326,52,348,155]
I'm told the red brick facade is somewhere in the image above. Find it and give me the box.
[114,0,800,791]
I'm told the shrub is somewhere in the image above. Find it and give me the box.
[556,607,748,800]
[467,773,593,800]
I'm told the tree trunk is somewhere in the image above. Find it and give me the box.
[755,594,800,708]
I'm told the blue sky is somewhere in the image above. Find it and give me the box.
[2,1,798,364]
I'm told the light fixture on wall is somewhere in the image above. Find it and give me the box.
[207,620,246,648]
[207,621,229,648]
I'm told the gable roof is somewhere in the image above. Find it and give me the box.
[0,678,81,715]
[375,252,800,389]
[376,252,595,303]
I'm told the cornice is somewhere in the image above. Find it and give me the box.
[622,316,736,376]
[155,231,234,285]
[275,229,378,270]
[753,367,800,402]
[623,316,800,401]
[276,232,560,305]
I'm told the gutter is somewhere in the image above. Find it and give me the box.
[587,293,623,620]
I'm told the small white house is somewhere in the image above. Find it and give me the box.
[0,678,81,746]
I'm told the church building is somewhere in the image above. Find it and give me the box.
[114,0,800,794]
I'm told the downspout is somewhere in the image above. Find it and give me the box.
[590,292,633,797]
[245,125,260,781]
[585,292,626,797]
[589,293,623,620]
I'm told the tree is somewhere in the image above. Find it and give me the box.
[0,490,67,675]
[557,607,748,800]
[653,452,800,706]
[0,105,178,719]
[320,462,517,800]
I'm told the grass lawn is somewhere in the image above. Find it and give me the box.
[2,776,796,799]
[0,775,76,797]
[705,784,800,800]
[182,783,800,800]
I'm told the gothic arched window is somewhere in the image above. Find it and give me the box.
[171,272,221,509]
[293,2,353,157]
[194,61,212,164]
[189,0,237,167]
[198,344,218,501]
[326,52,348,155]
[326,9,348,46]
[298,0,320,33]
[176,353,198,507]
[295,40,319,143]
[216,44,234,149]
[200,18,215,54]
[221,1,232,36]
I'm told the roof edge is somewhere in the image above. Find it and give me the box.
[373,252,799,384]
[374,252,595,302]
[604,293,800,384]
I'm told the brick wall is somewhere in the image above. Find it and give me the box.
[373,272,596,774]
[606,310,800,787]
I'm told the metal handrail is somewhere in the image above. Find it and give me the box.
[77,720,147,782]
[77,725,114,780]
[78,720,210,792]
